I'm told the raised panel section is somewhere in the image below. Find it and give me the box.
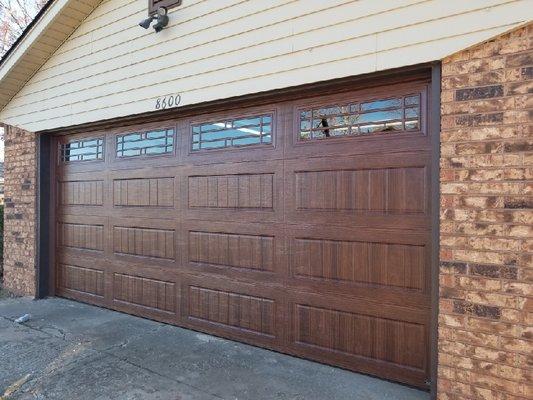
[113,226,175,260]
[189,231,274,272]
[188,286,275,336]
[58,222,104,251]
[59,180,103,206]
[57,264,104,297]
[295,304,425,370]
[188,173,273,209]
[113,273,175,313]
[293,238,424,290]
[113,177,174,207]
[295,167,426,214]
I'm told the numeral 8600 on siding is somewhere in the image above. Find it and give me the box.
[155,94,181,110]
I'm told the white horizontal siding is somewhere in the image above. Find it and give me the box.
[0,0,100,107]
[1,0,531,131]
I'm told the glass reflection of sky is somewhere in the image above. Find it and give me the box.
[61,138,103,162]
[192,114,272,151]
[300,94,421,140]
[116,129,174,158]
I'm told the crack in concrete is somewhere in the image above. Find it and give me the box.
[14,352,104,399]
[97,351,226,400]
[0,316,61,339]
[46,326,67,341]
[98,323,165,353]
[0,347,98,399]
[1,315,225,400]
[0,374,32,400]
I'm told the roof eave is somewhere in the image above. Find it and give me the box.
[0,0,102,111]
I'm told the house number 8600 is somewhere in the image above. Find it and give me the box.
[155,94,181,110]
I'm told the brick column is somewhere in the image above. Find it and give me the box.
[3,125,37,296]
[438,25,532,399]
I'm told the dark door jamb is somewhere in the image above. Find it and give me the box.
[429,62,441,400]
[36,133,52,299]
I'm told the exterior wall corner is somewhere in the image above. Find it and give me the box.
[2,125,38,297]
[438,23,532,400]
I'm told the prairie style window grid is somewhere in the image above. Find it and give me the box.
[116,129,174,158]
[191,114,273,151]
[299,94,421,141]
[60,137,104,162]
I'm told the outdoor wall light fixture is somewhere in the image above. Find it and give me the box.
[139,7,169,33]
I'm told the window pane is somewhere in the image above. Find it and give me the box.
[361,98,401,111]
[202,140,225,149]
[359,110,402,123]
[233,137,259,146]
[116,129,174,158]
[145,146,169,154]
[301,120,311,131]
[191,114,274,151]
[405,107,419,119]
[68,147,96,156]
[123,134,141,142]
[405,95,420,106]
[122,149,139,157]
[61,138,104,163]
[312,127,350,138]
[300,131,311,140]
[81,139,99,147]
[405,120,420,131]
[234,117,261,127]
[360,120,403,133]
[146,130,168,139]
[299,93,422,140]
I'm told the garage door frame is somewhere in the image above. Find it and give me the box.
[35,63,441,396]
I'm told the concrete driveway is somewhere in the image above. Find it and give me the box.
[0,297,429,400]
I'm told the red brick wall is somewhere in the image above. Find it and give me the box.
[438,25,532,399]
[2,125,37,296]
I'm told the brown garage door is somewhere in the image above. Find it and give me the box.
[52,77,434,388]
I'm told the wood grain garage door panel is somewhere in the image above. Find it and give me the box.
[294,303,426,370]
[58,222,104,252]
[188,173,274,209]
[113,226,175,260]
[54,80,433,389]
[182,161,283,223]
[113,273,176,314]
[182,221,285,281]
[285,153,430,229]
[292,237,425,290]
[189,231,275,272]
[294,167,426,213]
[57,264,105,297]
[113,177,174,207]
[59,179,104,206]
[187,285,276,337]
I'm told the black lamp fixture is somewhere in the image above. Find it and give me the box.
[139,7,169,33]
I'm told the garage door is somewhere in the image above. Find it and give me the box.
[52,78,433,388]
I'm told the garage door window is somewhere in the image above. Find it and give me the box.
[299,94,420,140]
[191,114,273,151]
[116,129,174,158]
[60,137,104,162]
